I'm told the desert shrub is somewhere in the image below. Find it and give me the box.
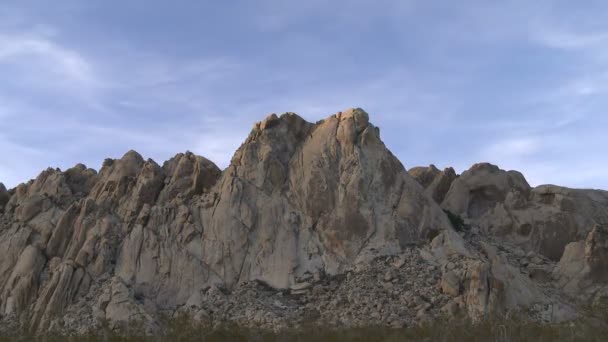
[3,316,608,342]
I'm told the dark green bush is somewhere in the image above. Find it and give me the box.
[443,209,467,232]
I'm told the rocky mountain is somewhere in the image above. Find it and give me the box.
[0,108,607,334]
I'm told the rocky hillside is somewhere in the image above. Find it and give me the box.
[0,108,607,334]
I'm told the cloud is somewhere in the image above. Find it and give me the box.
[0,22,251,187]
[0,32,99,87]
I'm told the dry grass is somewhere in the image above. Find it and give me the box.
[2,314,608,342]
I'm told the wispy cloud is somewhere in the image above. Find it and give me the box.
[0,29,243,185]
[0,32,99,87]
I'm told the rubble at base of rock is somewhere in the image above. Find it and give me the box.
[5,235,581,336]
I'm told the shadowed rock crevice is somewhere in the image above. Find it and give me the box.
[0,183,10,212]
[467,185,506,219]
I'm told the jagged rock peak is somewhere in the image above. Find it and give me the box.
[229,108,382,188]
[252,112,310,132]
[408,165,458,204]
[408,164,443,185]
[248,108,374,141]
[468,162,501,174]
[252,107,370,131]
[121,149,144,162]
[158,151,221,202]
[336,107,370,130]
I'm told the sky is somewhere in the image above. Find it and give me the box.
[1,0,607,190]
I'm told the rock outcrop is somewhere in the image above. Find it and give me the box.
[0,108,606,334]
[436,163,608,262]
[411,161,608,318]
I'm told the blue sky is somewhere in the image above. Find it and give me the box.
[1,1,607,189]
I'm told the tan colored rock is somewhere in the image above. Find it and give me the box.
[440,271,461,297]
[6,164,97,213]
[62,164,98,196]
[15,194,50,223]
[0,245,46,315]
[462,260,491,319]
[554,224,608,297]
[119,159,164,221]
[102,278,157,333]
[584,224,608,280]
[45,203,82,259]
[28,262,82,331]
[408,165,457,204]
[89,150,145,209]
[442,163,531,219]
[0,225,33,299]
[158,151,221,202]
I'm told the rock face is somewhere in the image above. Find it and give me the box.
[201,109,449,291]
[0,108,606,334]
[554,224,608,302]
